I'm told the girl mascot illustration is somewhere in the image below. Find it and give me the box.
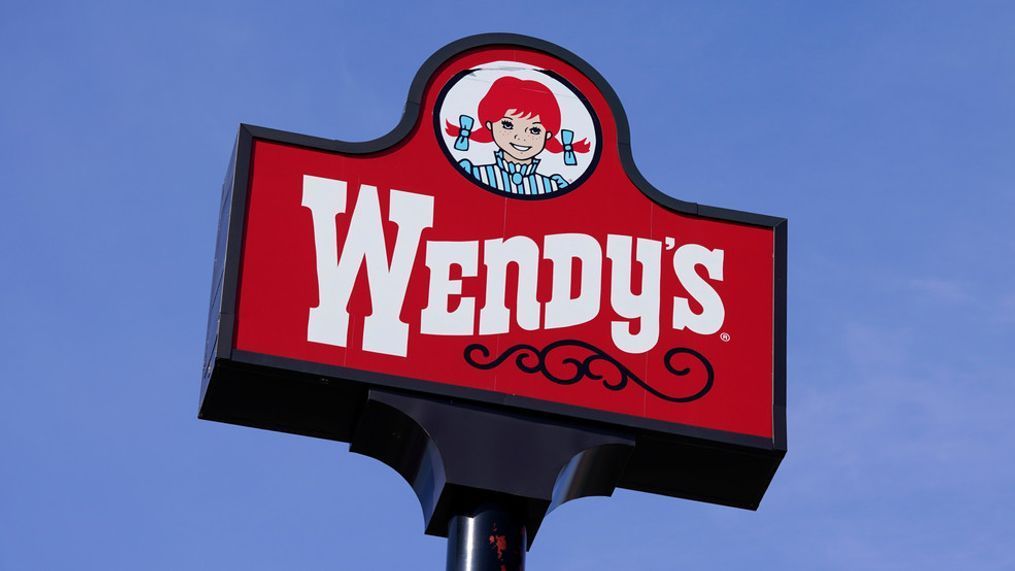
[446,76,591,196]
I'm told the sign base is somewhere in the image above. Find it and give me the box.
[350,388,635,543]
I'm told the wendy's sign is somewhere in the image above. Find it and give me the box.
[200,34,786,537]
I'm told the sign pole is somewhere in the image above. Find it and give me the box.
[348,389,631,570]
[446,502,526,571]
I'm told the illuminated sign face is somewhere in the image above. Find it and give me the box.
[201,36,786,507]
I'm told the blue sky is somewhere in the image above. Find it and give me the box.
[2,1,1013,569]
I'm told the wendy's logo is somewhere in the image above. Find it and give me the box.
[435,61,601,199]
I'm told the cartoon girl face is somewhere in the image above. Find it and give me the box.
[440,68,598,197]
[486,110,553,163]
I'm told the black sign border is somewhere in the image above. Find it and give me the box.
[200,33,787,510]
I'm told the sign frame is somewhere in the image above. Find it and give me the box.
[200,33,787,511]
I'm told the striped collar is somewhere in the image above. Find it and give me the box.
[494,150,540,176]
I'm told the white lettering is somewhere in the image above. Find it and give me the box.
[544,233,602,329]
[479,236,541,334]
[300,176,730,357]
[606,235,661,354]
[421,241,478,335]
[302,176,433,357]
[672,244,725,335]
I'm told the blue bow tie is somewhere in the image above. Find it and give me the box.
[454,115,474,151]
[561,129,577,165]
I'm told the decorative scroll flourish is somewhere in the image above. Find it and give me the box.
[463,340,714,403]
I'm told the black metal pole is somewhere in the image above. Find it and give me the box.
[446,502,526,571]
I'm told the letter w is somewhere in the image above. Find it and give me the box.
[301,175,433,357]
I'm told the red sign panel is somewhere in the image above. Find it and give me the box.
[203,37,785,464]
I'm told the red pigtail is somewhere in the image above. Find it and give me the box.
[445,119,494,143]
[545,136,591,155]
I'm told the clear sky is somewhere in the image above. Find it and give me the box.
[2,1,1013,569]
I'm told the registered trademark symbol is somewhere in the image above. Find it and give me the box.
[720,332,731,342]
